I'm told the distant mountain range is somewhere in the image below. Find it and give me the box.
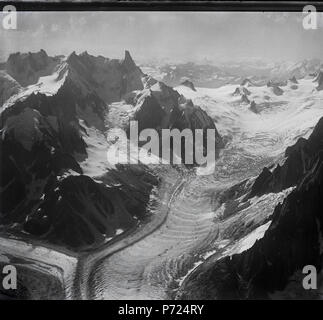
[141,59,323,89]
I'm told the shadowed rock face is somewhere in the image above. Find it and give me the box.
[178,118,323,300]
[241,78,253,86]
[0,71,21,106]
[289,76,298,84]
[233,86,251,96]
[1,49,145,106]
[241,94,250,104]
[23,168,157,250]
[122,50,140,74]
[132,90,166,132]
[131,81,223,164]
[272,85,284,96]
[315,71,323,91]
[5,50,61,87]
[247,117,323,199]
[181,79,196,91]
[249,100,259,113]
[66,50,144,103]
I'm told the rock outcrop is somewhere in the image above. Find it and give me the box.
[241,78,253,87]
[240,94,250,104]
[180,79,196,91]
[289,76,298,84]
[233,86,251,96]
[272,85,284,96]
[315,71,323,91]
[249,100,259,113]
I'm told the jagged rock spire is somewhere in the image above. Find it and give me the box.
[122,50,138,73]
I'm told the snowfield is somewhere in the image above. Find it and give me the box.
[176,78,323,153]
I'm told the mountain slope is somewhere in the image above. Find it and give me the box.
[0,71,21,106]
[247,117,323,199]
[5,50,61,87]
[0,51,154,251]
[0,79,159,250]
[0,50,221,251]
[177,117,323,300]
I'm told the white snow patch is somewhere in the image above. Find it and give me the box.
[1,63,68,113]
[231,221,271,254]
[57,169,80,181]
[116,229,124,235]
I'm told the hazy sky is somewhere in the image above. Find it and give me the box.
[1,11,323,63]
